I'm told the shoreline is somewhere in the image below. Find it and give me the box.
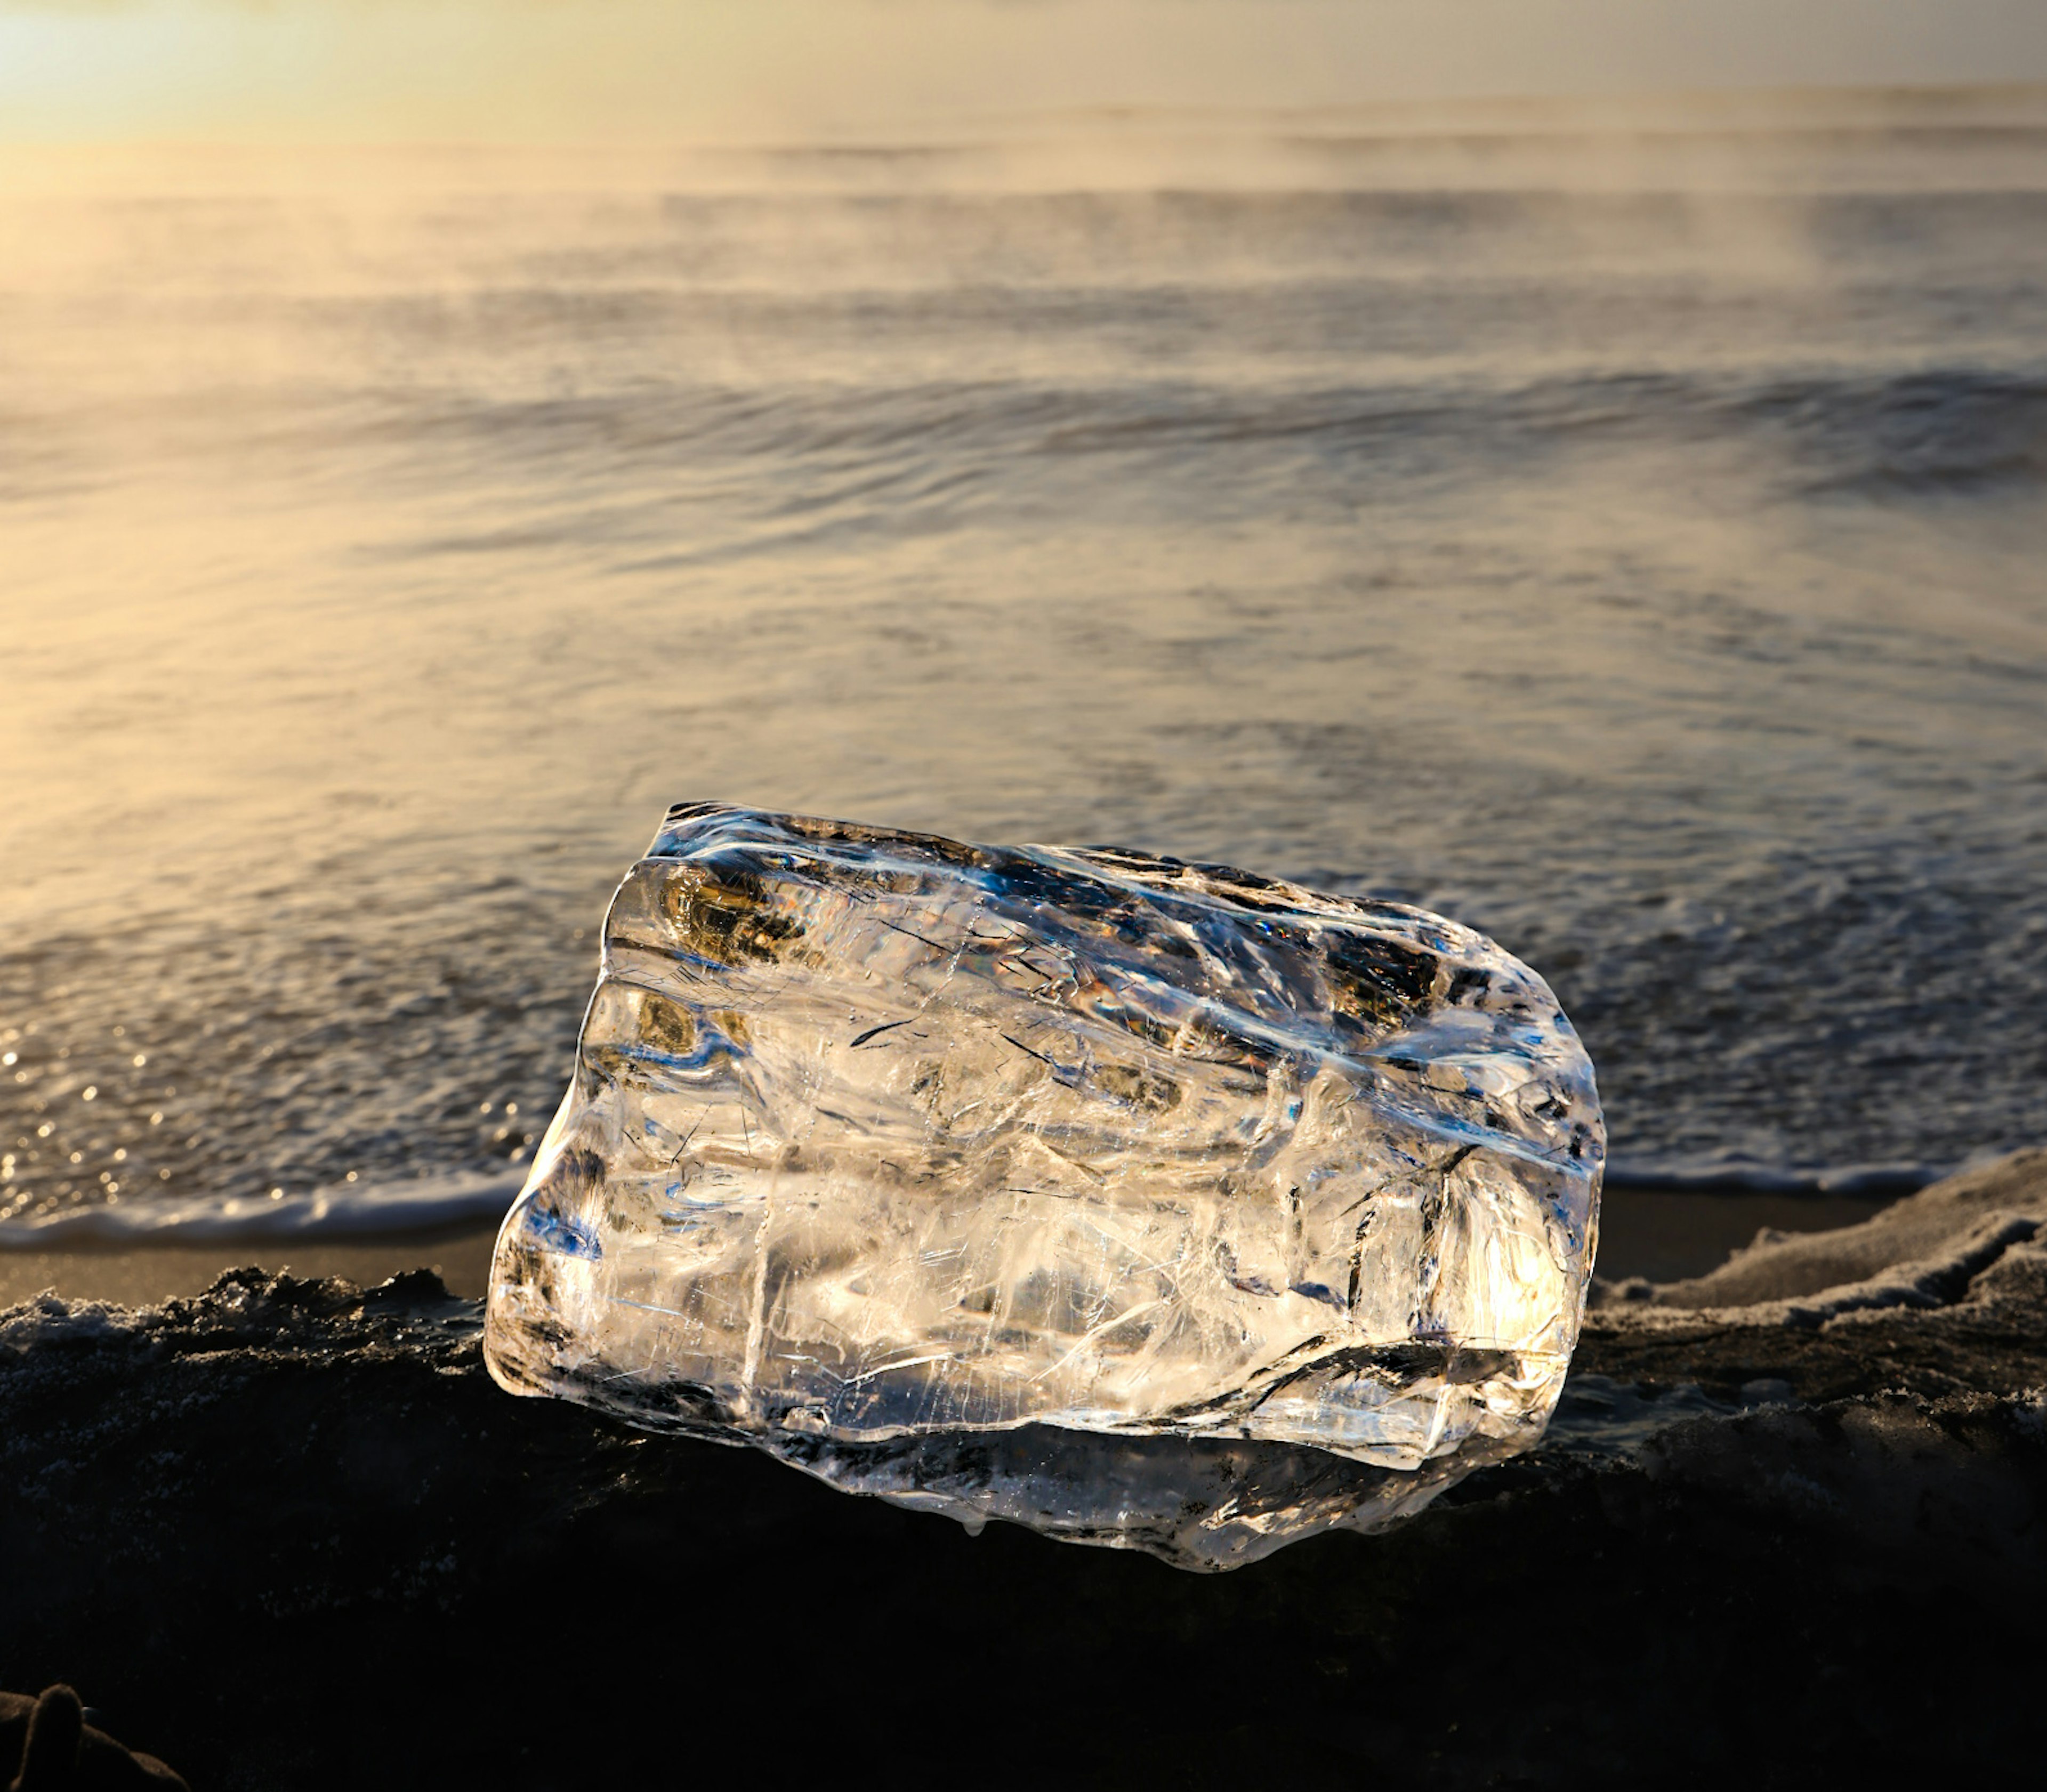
[0,1223,502,1310]
[0,1183,1893,1312]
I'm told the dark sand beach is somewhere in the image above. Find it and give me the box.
[6,1150,2043,1787]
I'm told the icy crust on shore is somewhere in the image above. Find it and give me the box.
[483,804,1602,1560]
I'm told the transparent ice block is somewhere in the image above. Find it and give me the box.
[485,803,1603,1567]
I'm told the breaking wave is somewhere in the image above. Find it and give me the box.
[0,1172,525,1250]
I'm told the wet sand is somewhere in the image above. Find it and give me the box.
[0,1224,501,1310]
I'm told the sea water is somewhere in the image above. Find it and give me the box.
[2,90,2044,1253]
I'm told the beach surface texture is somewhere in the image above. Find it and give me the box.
[4,1150,2043,1786]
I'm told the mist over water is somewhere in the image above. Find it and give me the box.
[3,91,2045,1237]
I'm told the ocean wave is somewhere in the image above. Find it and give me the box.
[125,358,2002,543]
[0,1172,524,1251]
[1603,1160,1946,1198]
[367,362,2047,530]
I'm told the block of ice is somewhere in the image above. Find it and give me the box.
[484,803,1603,1565]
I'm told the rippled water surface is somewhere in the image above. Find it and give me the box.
[4,92,2045,1236]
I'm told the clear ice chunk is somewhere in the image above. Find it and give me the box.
[484,803,1604,1567]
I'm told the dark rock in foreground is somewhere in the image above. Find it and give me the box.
[1,1684,188,1789]
[4,1152,2046,1788]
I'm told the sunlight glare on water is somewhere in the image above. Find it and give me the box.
[2,93,2045,1234]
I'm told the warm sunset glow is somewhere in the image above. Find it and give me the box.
[2,0,2045,144]
[3,0,2046,1772]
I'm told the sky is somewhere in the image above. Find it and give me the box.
[2,1,2046,143]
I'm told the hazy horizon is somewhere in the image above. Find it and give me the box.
[5,0,2047,146]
